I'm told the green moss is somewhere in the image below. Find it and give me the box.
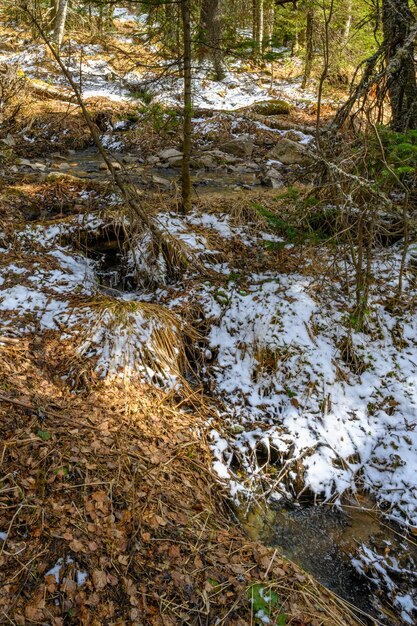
[252,99,291,115]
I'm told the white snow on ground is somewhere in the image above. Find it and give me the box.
[142,63,318,111]
[113,7,145,23]
[135,210,417,531]
[203,265,417,527]
[2,206,417,619]
[352,544,417,623]
[1,34,319,110]
[45,558,88,587]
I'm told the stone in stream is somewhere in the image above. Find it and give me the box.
[204,149,241,165]
[198,154,216,169]
[219,138,254,158]
[99,161,122,171]
[267,138,312,166]
[30,162,47,172]
[158,148,183,161]
[167,155,183,168]
[262,167,285,188]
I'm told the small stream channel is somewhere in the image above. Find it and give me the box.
[25,143,417,624]
[25,146,264,193]
[86,223,417,625]
[241,495,417,624]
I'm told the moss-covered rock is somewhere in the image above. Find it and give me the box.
[251,99,291,116]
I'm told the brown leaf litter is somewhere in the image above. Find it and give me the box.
[0,336,363,625]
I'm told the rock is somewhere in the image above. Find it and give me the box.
[245,162,261,171]
[197,155,216,169]
[205,149,241,165]
[99,161,122,171]
[158,148,183,160]
[219,138,254,158]
[262,167,285,188]
[152,174,171,187]
[266,138,312,166]
[122,155,138,164]
[54,162,70,171]
[167,155,183,167]
[251,99,291,116]
[231,163,261,174]
[147,155,160,165]
[46,172,84,183]
[30,162,47,172]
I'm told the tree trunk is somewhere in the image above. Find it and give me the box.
[52,0,68,49]
[301,6,314,88]
[342,0,353,47]
[264,3,274,53]
[181,0,192,214]
[252,0,262,57]
[199,0,225,80]
[382,0,417,131]
[258,0,264,51]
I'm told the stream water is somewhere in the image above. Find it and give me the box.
[26,146,263,194]
[242,495,417,624]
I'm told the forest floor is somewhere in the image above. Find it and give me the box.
[1,10,417,626]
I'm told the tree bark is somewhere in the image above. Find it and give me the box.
[342,0,353,47]
[252,0,263,57]
[52,0,68,49]
[181,0,192,214]
[199,0,225,80]
[382,0,417,131]
[301,5,314,88]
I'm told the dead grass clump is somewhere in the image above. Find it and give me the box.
[75,297,199,386]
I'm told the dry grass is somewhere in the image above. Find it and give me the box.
[75,296,199,385]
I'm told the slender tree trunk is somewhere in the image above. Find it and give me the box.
[259,0,264,51]
[181,0,192,214]
[382,0,417,131]
[264,3,274,53]
[301,6,314,88]
[343,0,353,47]
[252,0,261,56]
[199,0,225,80]
[52,0,68,49]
